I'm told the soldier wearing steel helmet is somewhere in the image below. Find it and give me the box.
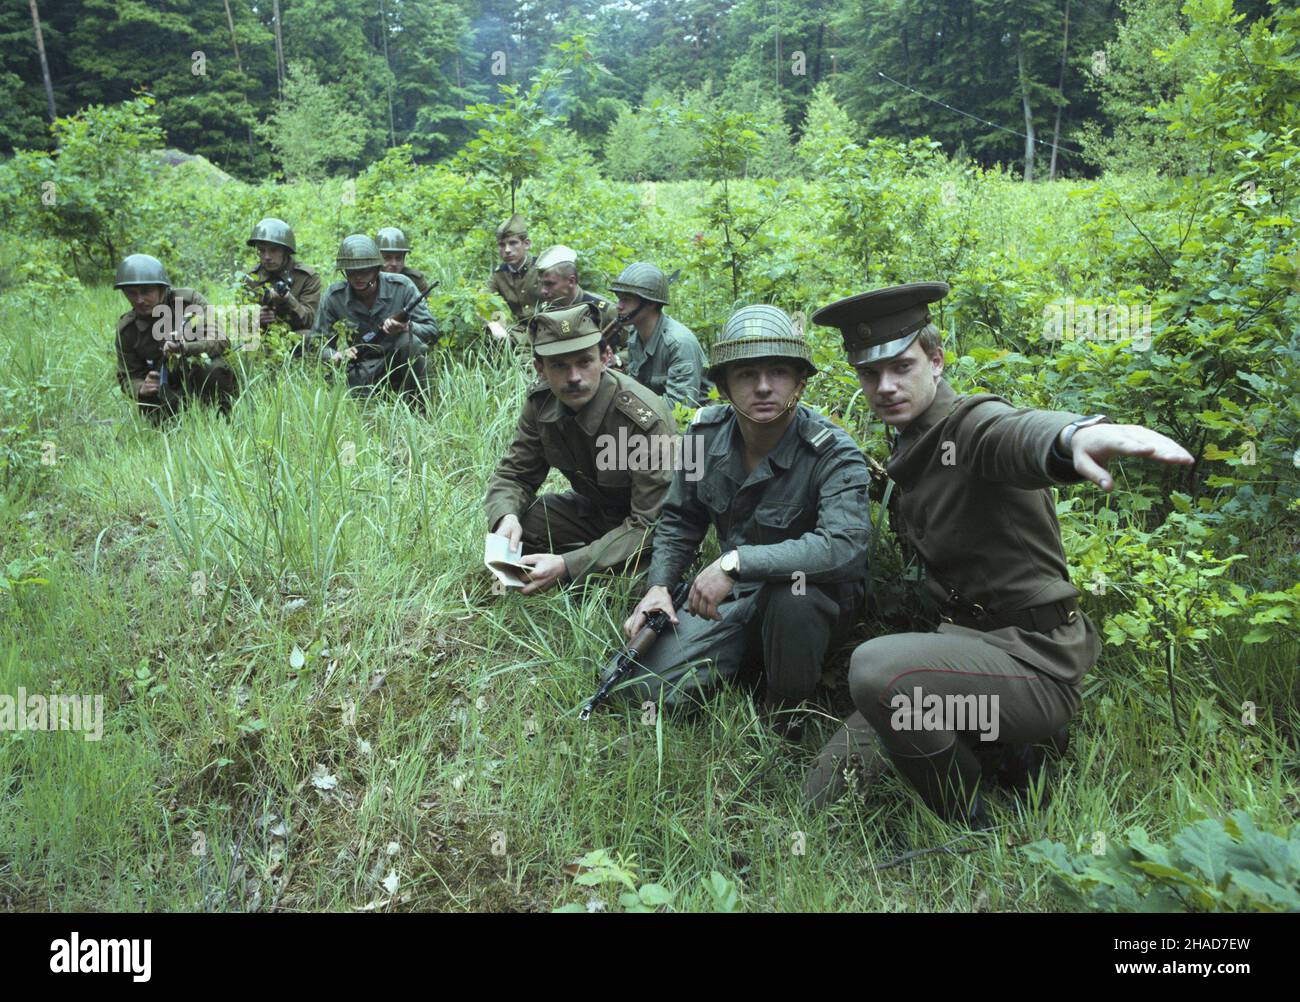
[617,305,871,734]
[535,245,619,337]
[376,227,430,295]
[800,282,1194,826]
[610,261,711,408]
[484,303,676,593]
[486,213,542,324]
[311,234,438,406]
[113,254,238,422]
[243,217,320,344]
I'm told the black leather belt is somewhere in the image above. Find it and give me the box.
[940,597,1080,633]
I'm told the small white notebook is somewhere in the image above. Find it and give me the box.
[484,534,529,589]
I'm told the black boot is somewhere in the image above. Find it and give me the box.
[885,739,988,829]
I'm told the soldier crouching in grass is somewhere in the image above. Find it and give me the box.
[113,254,237,424]
[310,235,438,409]
[485,303,676,594]
[616,306,872,737]
[801,282,1194,827]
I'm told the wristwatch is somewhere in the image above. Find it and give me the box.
[719,550,740,579]
[1059,414,1112,453]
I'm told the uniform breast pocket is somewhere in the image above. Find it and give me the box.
[754,500,803,543]
[697,481,729,517]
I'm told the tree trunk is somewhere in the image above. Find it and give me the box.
[28,0,57,125]
[220,0,256,156]
[1049,0,1071,181]
[271,0,287,98]
[1018,44,1035,182]
[378,0,396,147]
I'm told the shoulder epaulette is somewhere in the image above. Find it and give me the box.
[614,389,661,431]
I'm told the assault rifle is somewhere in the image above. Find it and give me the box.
[579,580,691,720]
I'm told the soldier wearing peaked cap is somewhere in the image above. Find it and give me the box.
[611,261,711,408]
[617,305,872,736]
[486,213,543,327]
[485,302,676,593]
[535,244,620,342]
[801,282,1194,825]
[376,227,431,295]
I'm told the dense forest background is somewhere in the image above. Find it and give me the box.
[3,0,1280,181]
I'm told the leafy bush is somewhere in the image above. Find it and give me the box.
[1026,812,1300,912]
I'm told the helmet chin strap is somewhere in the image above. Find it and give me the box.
[729,384,806,425]
[616,300,646,325]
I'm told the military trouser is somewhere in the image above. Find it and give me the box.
[138,356,237,424]
[519,490,650,576]
[611,579,861,710]
[345,332,429,405]
[846,626,1084,820]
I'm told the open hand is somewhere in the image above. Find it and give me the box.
[1069,423,1194,491]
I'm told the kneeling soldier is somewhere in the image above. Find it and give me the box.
[244,217,320,353]
[611,261,710,408]
[376,226,430,294]
[113,254,237,423]
[618,305,871,734]
[485,303,675,593]
[802,282,1193,824]
[312,235,438,406]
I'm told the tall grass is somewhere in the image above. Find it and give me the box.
[1,286,1294,912]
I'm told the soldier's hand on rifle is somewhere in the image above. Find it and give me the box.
[139,371,161,397]
[519,553,568,594]
[1066,423,1194,492]
[689,559,735,622]
[624,585,678,639]
[491,514,524,550]
[330,346,358,364]
[382,316,409,336]
[161,338,182,358]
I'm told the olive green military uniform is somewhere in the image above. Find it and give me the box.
[624,313,711,408]
[312,272,438,402]
[245,258,321,331]
[400,267,430,295]
[488,255,543,321]
[115,288,237,421]
[805,282,1099,822]
[484,306,676,583]
[620,403,871,708]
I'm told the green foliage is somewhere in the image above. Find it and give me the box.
[0,95,163,275]
[551,849,675,913]
[1025,812,1300,912]
[256,62,367,182]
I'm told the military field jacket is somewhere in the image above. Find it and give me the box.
[487,254,542,320]
[625,313,711,408]
[245,258,321,331]
[887,378,1098,683]
[484,369,676,582]
[311,272,438,358]
[647,404,871,601]
[114,288,226,399]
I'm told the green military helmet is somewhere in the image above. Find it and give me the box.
[335,234,383,271]
[247,217,296,253]
[113,253,171,290]
[707,304,817,382]
[496,213,528,240]
[375,227,411,253]
[610,261,669,306]
[527,303,604,357]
